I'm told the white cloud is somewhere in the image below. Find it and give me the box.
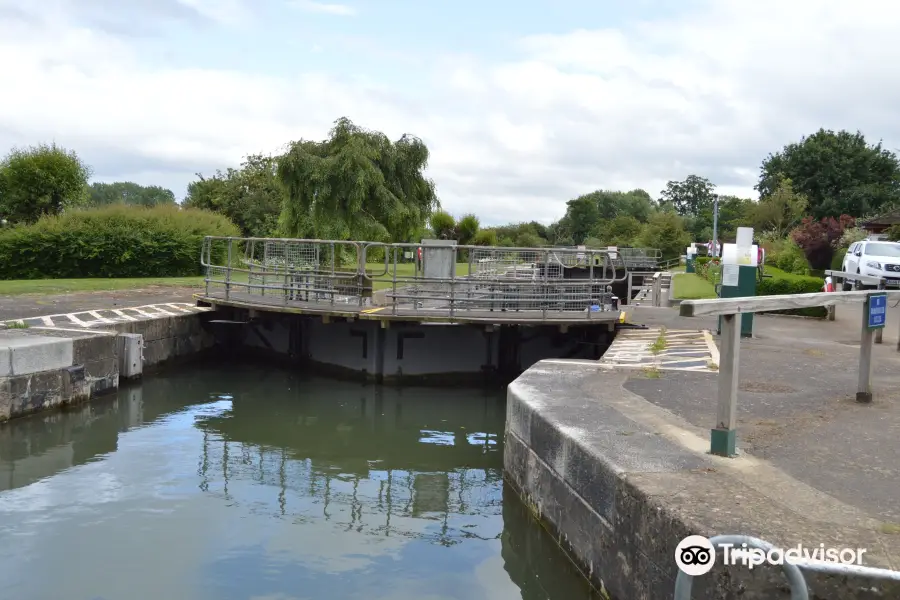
[289,0,356,16]
[2,0,900,225]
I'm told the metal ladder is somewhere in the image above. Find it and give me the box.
[674,535,900,600]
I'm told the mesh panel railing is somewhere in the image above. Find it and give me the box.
[201,237,632,319]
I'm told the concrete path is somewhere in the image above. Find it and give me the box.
[0,287,198,322]
[626,304,900,530]
[3,303,211,329]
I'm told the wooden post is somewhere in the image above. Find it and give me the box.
[711,313,740,456]
[875,279,886,344]
[858,296,874,403]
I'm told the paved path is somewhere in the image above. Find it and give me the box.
[0,287,198,322]
[3,303,211,329]
[625,304,900,529]
[600,327,718,372]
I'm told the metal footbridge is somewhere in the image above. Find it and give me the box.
[197,237,664,325]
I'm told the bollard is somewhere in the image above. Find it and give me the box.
[823,276,836,321]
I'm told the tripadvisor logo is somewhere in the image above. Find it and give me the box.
[675,535,867,576]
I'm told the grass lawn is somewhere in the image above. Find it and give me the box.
[672,273,717,300]
[0,276,206,295]
[0,263,474,296]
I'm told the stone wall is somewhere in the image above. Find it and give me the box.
[0,312,216,423]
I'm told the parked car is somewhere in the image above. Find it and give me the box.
[841,240,900,289]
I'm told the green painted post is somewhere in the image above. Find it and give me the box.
[717,265,756,337]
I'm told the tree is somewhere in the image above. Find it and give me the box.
[89,182,175,207]
[429,210,456,239]
[0,143,92,224]
[277,117,439,242]
[558,194,600,244]
[473,229,497,246]
[636,211,692,259]
[659,175,716,217]
[790,214,855,270]
[455,214,479,245]
[751,178,807,238]
[589,214,643,247]
[757,129,900,219]
[184,154,283,238]
[713,196,756,241]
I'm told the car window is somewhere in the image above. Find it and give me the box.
[864,242,900,257]
[849,243,857,253]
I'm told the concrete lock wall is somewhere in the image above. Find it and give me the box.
[223,310,612,383]
[0,313,216,423]
[504,360,897,600]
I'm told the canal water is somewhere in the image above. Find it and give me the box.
[0,361,600,600]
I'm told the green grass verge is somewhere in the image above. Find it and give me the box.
[0,263,474,295]
[672,273,717,300]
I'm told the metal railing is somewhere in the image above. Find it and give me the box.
[200,237,632,320]
[674,534,900,599]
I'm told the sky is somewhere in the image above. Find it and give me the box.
[1,0,899,226]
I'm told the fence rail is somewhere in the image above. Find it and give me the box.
[680,289,900,456]
[200,237,641,321]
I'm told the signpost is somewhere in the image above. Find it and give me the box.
[858,292,887,403]
[868,293,887,329]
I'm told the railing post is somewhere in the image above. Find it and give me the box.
[711,313,740,457]
[858,293,875,403]
[225,239,232,300]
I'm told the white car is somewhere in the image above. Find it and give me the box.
[842,240,900,289]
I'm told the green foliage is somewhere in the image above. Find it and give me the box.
[0,143,92,224]
[491,222,550,247]
[886,225,900,242]
[758,267,828,317]
[473,229,497,246]
[89,182,175,207]
[559,194,599,243]
[757,129,900,219]
[659,175,715,217]
[772,238,810,275]
[589,214,643,247]
[751,178,807,238]
[456,214,479,245]
[278,117,438,242]
[557,189,656,245]
[429,210,456,239]
[636,211,692,259]
[184,154,282,238]
[0,205,239,279]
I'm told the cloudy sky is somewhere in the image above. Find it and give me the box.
[1,0,898,225]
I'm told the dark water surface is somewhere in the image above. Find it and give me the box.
[0,361,599,600]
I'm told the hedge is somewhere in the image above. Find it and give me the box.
[758,267,827,317]
[0,204,240,279]
[695,261,827,318]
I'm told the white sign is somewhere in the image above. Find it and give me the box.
[722,264,739,287]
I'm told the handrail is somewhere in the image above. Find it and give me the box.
[680,289,897,455]
[199,237,631,320]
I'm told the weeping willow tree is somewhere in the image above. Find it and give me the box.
[277,117,440,243]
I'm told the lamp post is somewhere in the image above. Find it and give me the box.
[711,195,720,257]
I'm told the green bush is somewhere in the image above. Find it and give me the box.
[0,204,240,279]
[759,267,827,317]
[774,239,809,275]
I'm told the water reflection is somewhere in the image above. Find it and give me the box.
[0,360,600,600]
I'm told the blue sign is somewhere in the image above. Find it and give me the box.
[868,293,887,329]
